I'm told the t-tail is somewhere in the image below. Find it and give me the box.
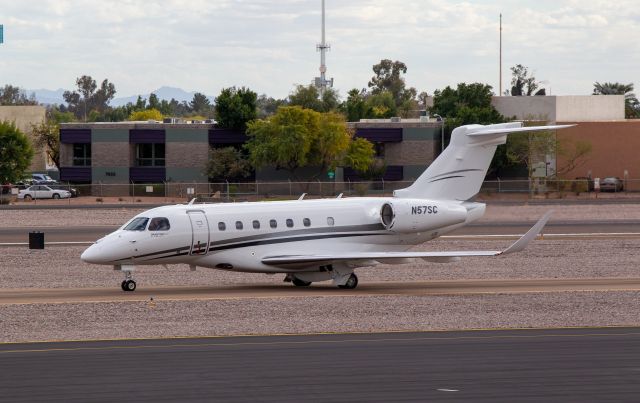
[394,122,574,201]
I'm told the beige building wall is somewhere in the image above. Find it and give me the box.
[0,105,47,171]
[492,95,624,122]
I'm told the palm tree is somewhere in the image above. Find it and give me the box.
[593,82,640,118]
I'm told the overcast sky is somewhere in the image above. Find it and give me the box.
[1,0,638,100]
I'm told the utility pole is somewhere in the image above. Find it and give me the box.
[499,14,502,96]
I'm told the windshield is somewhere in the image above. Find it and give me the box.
[123,217,149,231]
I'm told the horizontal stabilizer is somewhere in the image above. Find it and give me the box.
[261,212,552,266]
[467,124,575,136]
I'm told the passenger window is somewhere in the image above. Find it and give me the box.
[148,217,170,231]
[327,217,334,226]
[303,218,311,227]
[218,222,226,231]
[286,219,294,228]
[270,219,277,229]
[236,221,243,230]
[124,217,149,231]
[253,220,260,229]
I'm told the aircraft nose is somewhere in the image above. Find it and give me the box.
[81,244,104,264]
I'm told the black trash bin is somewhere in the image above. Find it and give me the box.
[29,231,45,249]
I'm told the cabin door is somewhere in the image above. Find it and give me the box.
[187,211,210,255]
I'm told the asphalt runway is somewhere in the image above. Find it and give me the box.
[1,327,639,402]
[3,278,640,304]
[2,221,640,243]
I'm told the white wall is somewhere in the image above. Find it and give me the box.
[491,95,624,122]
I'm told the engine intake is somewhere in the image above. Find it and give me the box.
[380,199,467,233]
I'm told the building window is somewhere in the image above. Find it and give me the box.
[218,222,226,231]
[303,218,311,227]
[236,221,243,230]
[136,143,165,166]
[286,219,294,228]
[374,142,385,158]
[253,220,260,229]
[73,144,91,166]
[270,219,277,229]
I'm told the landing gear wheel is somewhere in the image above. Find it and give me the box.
[122,279,136,292]
[338,274,358,289]
[121,280,127,291]
[292,277,311,287]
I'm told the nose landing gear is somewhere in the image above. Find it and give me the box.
[119,266,137,292]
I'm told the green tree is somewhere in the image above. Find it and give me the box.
[593,82,639,118]
[215,87,258,130]
[0,121,34,184]
[508,64,546,96]
[289,85,322,111]
[245,106,373,181]
[148,93,160,110]
[343,89,368,122]
[190,92,213,117]
[368,59,417,110]
[63,75,116,121]
[366,91,397,118]
[256,94,287,119]
[31,118,61,170]
[129,108,163,121]
[206,147,253,181]
[0,85,37,105]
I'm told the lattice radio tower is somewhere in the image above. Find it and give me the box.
[314,0,333,96]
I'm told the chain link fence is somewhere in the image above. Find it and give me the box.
[4,178,639,204]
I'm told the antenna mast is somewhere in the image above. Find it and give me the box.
[314,0,333,96]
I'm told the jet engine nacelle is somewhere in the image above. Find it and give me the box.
[379,199,467,233]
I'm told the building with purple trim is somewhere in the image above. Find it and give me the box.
[58,118,442,185]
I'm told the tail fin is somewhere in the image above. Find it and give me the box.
[393,122,574,201]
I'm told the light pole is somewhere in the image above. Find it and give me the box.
[433,114,445,153]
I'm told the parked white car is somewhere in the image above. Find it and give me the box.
[18,185,72,200]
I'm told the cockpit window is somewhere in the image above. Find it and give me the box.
[124,217,149,231]
[148,217,170,231]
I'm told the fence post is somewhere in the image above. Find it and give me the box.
[381,178,385,195]
[226,180,230,202]
[288,179,292,197]
[131,181,135,203]
[318,179,322,197]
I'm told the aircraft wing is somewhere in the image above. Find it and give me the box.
[262,211,552,266]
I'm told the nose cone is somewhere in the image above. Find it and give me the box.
[81,244,103,264]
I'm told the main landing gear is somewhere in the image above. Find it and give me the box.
[338,273,358,290]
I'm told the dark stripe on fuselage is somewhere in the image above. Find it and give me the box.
[119,223,389,263]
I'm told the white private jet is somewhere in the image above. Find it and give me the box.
[81,122,570,291]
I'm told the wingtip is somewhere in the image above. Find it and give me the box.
[500,210,553,255]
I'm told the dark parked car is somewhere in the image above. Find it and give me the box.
[599,177,624,192]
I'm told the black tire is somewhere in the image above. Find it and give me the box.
[124,280,136,291]
[24,194,32,201]
[52,193,60,199]
[121,280,127,291]
[338,274,358,289]
[292,277,311,287]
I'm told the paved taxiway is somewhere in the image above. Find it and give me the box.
[2,278,640,304]
[2,220,640,243]
[1,327,639,402]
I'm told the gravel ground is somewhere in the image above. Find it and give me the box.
[1,292,638,343]
[1,202,639,343]
[1,203,639,227]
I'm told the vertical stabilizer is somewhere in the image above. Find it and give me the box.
[393,122,574,201]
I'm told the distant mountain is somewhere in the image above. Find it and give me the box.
[31,88,66,105]
[31,86,214,107]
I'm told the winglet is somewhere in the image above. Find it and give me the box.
[500,210,553,255]
[188,198,196,205]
